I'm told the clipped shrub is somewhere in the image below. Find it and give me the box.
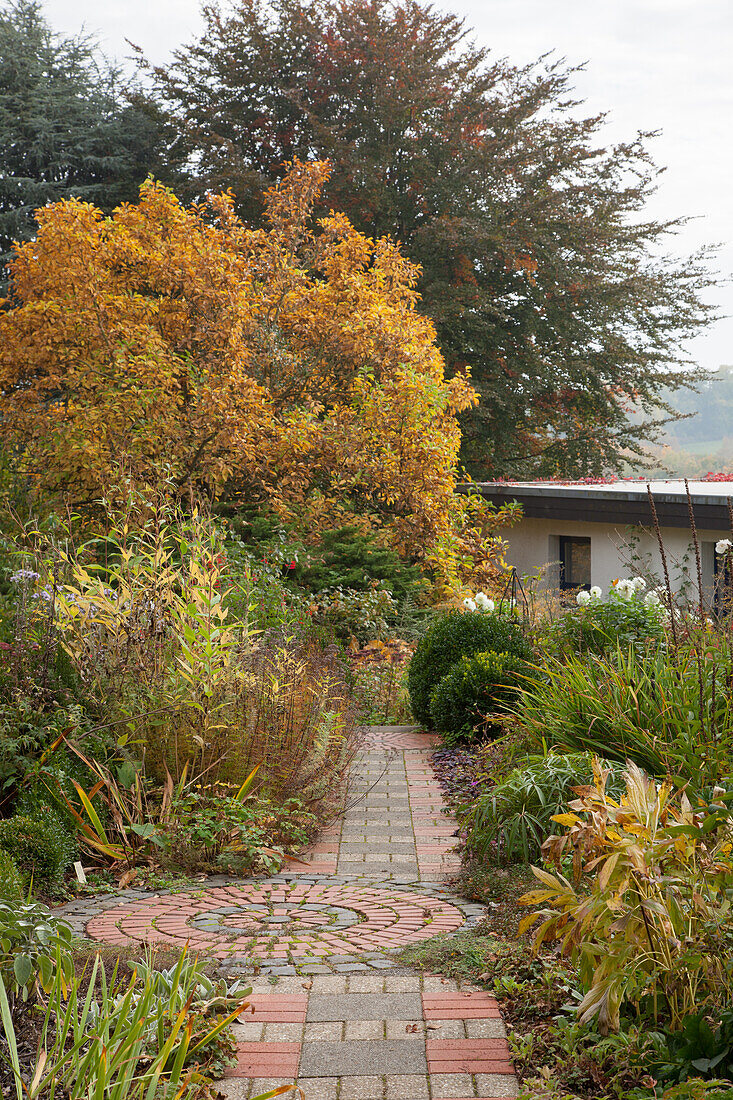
[0,813,74,891]
[0,850,24,900]
[429,650,531,745]
[463,751,623,864]
[408,609,532,725]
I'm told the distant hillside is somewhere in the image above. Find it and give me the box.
[663,366,733,446]
[622,366,733,478]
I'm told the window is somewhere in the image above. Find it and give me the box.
[558,536,591,591]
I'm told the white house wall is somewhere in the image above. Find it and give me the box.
[497,516,719,599]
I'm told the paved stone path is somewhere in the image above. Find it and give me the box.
[60,726,517,1099]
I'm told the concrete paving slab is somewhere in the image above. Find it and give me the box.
[307,993,423,1021]
[299,1038,427,1076]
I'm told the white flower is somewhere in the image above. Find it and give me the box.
[474,591,494,611]
[613,578,634,599]
[463,598,477,612]
[589,586,602,599]
[632,576,647,592]
[644,591,661,607]
[576,589,591,606]
[716,539,733,555]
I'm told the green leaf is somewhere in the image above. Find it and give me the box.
[13,954,33,988]
[117,761,137,789]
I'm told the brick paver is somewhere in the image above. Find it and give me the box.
[62,725,517,1099]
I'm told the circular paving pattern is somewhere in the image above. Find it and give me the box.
[85,882,465,960]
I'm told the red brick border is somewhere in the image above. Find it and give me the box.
[226,1042,301,1077]
[422,991,502,1019]
[426,1037,514,1074]
[243,995,308,1023]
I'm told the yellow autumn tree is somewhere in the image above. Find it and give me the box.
[0,160,485,572]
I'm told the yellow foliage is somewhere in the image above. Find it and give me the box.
[48,490,357,794]
[0,161,478,575]
[519,759,733,1034]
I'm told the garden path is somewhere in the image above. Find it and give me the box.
[59,726,517,1100]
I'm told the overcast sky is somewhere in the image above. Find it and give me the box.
[43,0,733,374]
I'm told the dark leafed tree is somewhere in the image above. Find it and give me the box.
[147,0,716,479]
[0,0,164,293]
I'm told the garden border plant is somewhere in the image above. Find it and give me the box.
[408,606,532,726]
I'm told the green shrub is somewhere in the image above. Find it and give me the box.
[222,518,428,640]
[21,798,78,870]
[650,1083,733,1100]
[309,584,398,644]
[429,650,531,745]
[408,609,532,725]
[223,536,307,632]
[0,850,23,901]
[289,527,428,643]
[293,525,425,603]
[463,751,623,864]
[0,702,89,800]
[0,813,74,891]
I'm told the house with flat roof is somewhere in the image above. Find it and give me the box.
[471,479,733,601]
